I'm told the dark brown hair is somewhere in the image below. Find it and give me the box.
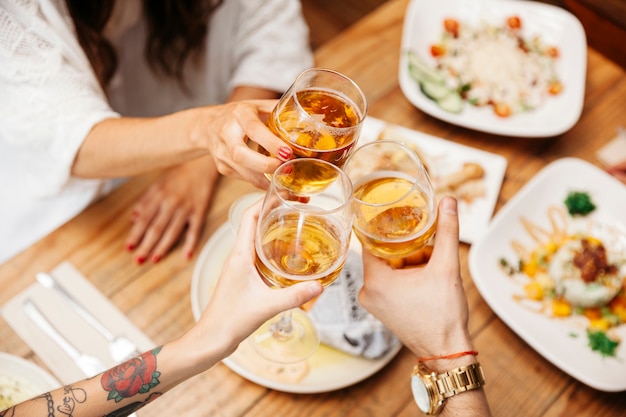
[66,0,223,89]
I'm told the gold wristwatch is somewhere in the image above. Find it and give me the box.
[410,362,485,415]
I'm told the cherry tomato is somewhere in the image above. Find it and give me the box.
[548,81,563,95]
[494,103,512,117]
[507,16,522,30]
[430,44,446,57]
[546,46,560,58]
[443,18,460,37]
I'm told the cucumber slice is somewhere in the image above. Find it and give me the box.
[407,50,445,84]
[437,91,464,114]
[420,80,451,101]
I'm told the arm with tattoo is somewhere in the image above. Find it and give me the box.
[1,348,165,417]
[0,202,324,417]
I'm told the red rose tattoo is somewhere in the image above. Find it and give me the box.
[101,346,162,403]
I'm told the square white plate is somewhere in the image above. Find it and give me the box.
[360,117,507,244]
[469,158,626,392]
[399,0,587,137]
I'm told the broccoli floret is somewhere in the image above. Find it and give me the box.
[564,191,596,216]
[587,330,618,357]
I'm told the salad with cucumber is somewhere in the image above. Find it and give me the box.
[408,16,563,117]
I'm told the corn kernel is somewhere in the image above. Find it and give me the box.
[589,318,610,331]
[524,282,544,300]
[552,299,572,317]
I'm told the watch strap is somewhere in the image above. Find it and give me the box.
[432,362,486,399]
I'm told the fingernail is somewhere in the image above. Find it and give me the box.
[130,210,139,220]
[185,251,193,260]
[441,196,458,214]
[278,146,292,160]
[296,196,310,203]
[136,256,145,265]
[126,243,135,251]
[151,254,161,263]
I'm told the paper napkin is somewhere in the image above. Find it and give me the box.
[1,262,154,384]
[308,250,400,359]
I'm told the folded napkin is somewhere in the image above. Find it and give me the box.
[596,126,626,167]
[308,250,400,359]
[1,262,154,384]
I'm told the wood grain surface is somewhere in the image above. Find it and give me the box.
[1,0,625,415]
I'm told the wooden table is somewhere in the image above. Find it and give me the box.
[2,0,625,415]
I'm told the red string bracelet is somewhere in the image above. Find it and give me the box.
[416,350,478,363]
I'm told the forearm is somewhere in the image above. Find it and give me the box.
[72,108,207,179]
[3,340,223,417]
[229,85,280,102]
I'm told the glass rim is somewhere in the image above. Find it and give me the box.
[345,140,435,209]
[271,158,354,215]
[286,67,368,147]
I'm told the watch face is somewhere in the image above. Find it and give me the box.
[411,374,430,413]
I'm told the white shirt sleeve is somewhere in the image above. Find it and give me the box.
[0,0,120,197]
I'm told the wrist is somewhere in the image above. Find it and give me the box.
[405,330,474,368]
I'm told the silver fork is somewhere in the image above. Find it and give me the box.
[23,298,106,378]
[36,272,141,363]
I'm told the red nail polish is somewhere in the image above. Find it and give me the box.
[185,251,193,260]
[278,146,292,160]
[126,243,135,251]
[136,256,145,265]
[152,255,161,263]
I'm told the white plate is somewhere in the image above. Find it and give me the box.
[191,222,402,394]
[0,352,60,408]
[469,158,626,392]
[399,0,586,137]
[361,117,507,244]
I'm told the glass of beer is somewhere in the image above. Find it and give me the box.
[251,158,353,363]
[259,68,367,172]
[343,140,438,260]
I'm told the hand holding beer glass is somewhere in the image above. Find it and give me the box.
[252,158,353,363]
[343,140,438,262]
[259,68,367,172]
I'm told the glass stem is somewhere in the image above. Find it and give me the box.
[271,310,295,341]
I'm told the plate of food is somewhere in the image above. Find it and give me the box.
[190,221,402,394]
[0,352,60,410]
[469,158,626,392]
[399,0,586,137]
[361,117,507,244]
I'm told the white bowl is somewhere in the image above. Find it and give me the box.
[0,352,60,409]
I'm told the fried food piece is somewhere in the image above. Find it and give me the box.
[436,162,485,191]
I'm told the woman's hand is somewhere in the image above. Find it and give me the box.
[358,196,473,357]
[125,156,219,264]
[184,200,323,358]
[197,100,294,189]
